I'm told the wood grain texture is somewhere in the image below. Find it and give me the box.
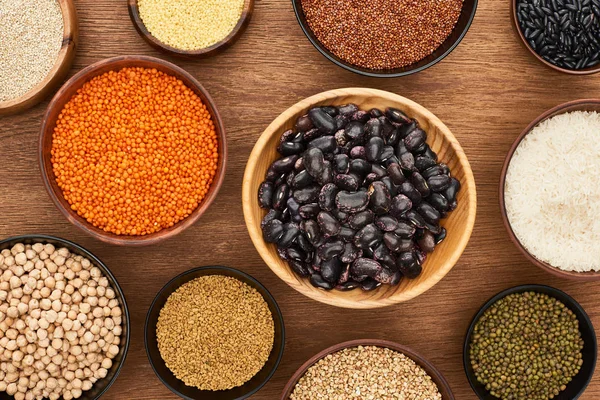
[127,0,254,58]
[242,88,477,309]
[39,55,227,246]
[0,0,78,116]
[2,0,600,398]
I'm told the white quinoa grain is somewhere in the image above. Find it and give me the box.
[0,0,64,102]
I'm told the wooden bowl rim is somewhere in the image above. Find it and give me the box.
[499,98,600,280]
[291,0,478,77]
[463,284,597,399]
[510,0,600,75]
[39,55,227,246]
[242,87,477,309]
[0,234,131,398]
[0,0,78,116]
[280,339,455,399]
[144,265,285,400]
[127,0,254,58]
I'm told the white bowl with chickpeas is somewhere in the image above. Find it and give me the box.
[0,235,130,400]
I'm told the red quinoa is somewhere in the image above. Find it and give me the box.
[301,0,464,70]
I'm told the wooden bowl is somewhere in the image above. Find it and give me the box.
[128,0,254,58]
[0,234,131,400]
[510,0,600,75]
[292,0,477,77]
[145,266,285,400]
[39,55,227,246]
[0,0,78,116]
[464,285,597,400]
[242,88,477,309]
[500,99,600,279]
[281,339,455,399]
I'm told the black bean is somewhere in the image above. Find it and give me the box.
[333,154,350,174]
[299,203,320,219]
[321,257,343,282]
[348,210,375,229]
[286,197,302,222]
[261,209,282,229]
[368,182,391,215]
[339,226,357,242]
[317,160,333,185]
[380,146,395,162]
[354,224,383,249]
[383,232,413,252]
[258,182,273,208]
[310,274,333,290]
[365,118,383,139]
[399,181,422,205]
[428,193,450,213]
[416,202,441,225]
[278,141,305,156]
[410,172,430,197]
[375,215,399,232]
[295,114,314,132]
[262,219,284,243]
[331,209,349,223]
[385,107,411,124]
[404,128,427,151]
[405,210,427,229]
[308,136,337,153]
[301,219,321,245]
[293,185,320,204]
[322,106,338,117]
[337,281,360,291]
[345,121,366,141]
[389,194,412,217]
[272,184,290,210]
[366,137,385,162]
[418,230,436,253]
[271,155,299,174]
[303,128,321,142]
[280,129,296,143]
[338,103,359,117]
[304,148,325,178]
[340,243,361,263]
[308,108,336,134]
[278,223,300,248]
[368,108,383,118]
[443,177,461,202]
[363,173,378,188]
[336,190,370,213]
[351,258,382,279]
[387,163,406,185]
[379,116,396,138]
[347,159,370,178]
[379,176,397,197]
[428,175,452,192]
[318,183,338,211]
[334,173,361,191]
[350,145,366,159]
[415,155,437,171]
[361,279,382,291]
[422,165,446,179]
[289,260,310,277]
[351,111,370,123]
[317,211,341,237]
[375,268,402,285]
[396,252,422,279]
[394,221,416,238]
[292,169,314,189]
[318,239,344,260]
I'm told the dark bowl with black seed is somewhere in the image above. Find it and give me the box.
[242,88,477,309]
[512,0,600,74]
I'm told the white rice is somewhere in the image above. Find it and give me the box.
[505,110,600,272]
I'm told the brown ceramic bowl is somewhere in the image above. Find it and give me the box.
[281,339,454,399]
[39,55,227,246]
[510,0,600,75]
[500,99,600,280]
[243,88,477,309]
[0,0,78,116]
[128,0,254,58]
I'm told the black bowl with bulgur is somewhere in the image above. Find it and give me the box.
[292,0,478,77]
[144,266,285,400]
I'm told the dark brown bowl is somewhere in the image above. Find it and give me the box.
[39,55,227,246]
[0,0,78,116]
[292,0,477,77]
[280,339,454,399]
[128,0,253,58]
[510,0,600,75]
[499,99,600,280]
[0,234,131,400]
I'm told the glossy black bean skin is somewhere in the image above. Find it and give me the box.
[317,160,333,185]
[405,210,427,229]
[416,202,441,225]
[349,159,371,178]
[286,246,308,263]
[317,211,341,237]
[399,151,416,172]
[303,128,321,142]
[334,174,360,191]
[308,136,337,153]
[415,156,437,171]
[350,146,366,159]
[368,182,391,215]
[334,115,349,131]
[379,176,397,197]
[404,128,427,151]
[292,170,314,189]
[365,118,383,139]
[428,175,452,192]
[370,164,387,179]
[397,120,417,139]
[339,226,357,242]
[385,108,411,124]
[304,148,325,178]
[375,215,399,232]
[289,260,310,277]
[318,183,338,211]
[271,155,299,174]
[278,142,305,156]
[383,232,413,252]
[363,173,378,188]
[400,181,422,205]
[262,219,284,243]
[375,267,402,285]
[423,146,438,161]
[354,224,383,249]
[396,252,422,279]
[318,239,344,260]
[418,230,436,253]
[422,165,446,179]
[280,129,296,143]
[310,274,333,290]
[321,258,343,282]
[373,243,391,261]
[348,210,374,230]
[296,233,313,253]
[394,221,416,238]
[412,143,428,155]
[295,114,314,132]
[351,111,370,123]
[332,209,349,224]
[387,163,406,185]
[380,146,395,162]
[369,108,383,118]
[299,203,320,219]
[278,223,300,248]
[286,197,302,222]
[351,258,382,279]
[273,184,290,211]
[389,194,412,218]
[301,219,321,246]
[361,279,382,291]
[340,243,361,263]
[322,106,338,117]
[434,228,447,245]
[336,191,370,213]
[309,108,336,134]
[338,103,359,116]
[410,172,430,197]
[333,154,350,174]
[293,185,320,204]
[428,193,450,213]
[261,209,282,229]
[258,182,273,209]
[345,121,365,141]
[443,177,461,203]
[366,137,385,162]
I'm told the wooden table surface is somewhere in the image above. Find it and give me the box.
[2,0,600,398]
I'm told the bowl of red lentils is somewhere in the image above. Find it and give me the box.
[39,55,226,246]
[292,0,478,77]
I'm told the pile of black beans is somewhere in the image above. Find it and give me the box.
[518,0,600,70]
[258,104,461,291]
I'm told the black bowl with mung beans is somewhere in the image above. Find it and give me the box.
[463,284,597,400]
[292,0,478,77]
[144,266,285,400]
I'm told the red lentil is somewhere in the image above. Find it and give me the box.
[51,67,219,236]
[301,0,464,70]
